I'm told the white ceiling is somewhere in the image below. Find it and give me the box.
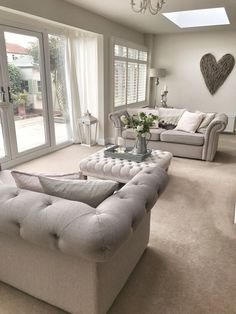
[65,0,236,34]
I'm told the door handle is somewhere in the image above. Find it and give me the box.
[0,86,6,102]
[8,87,12,102]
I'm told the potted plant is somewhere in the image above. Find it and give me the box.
[13,90,28,117]
[121,112,158,154]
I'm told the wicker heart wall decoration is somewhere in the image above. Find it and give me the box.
[200,53,235,95]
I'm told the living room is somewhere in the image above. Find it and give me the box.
[0,0,235,313]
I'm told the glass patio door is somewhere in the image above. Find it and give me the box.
[0,26,50,162]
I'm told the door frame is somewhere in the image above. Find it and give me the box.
[0,25,52,162]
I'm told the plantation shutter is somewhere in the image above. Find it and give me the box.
[113,43,148,107]
[138,63,147,102]
[127,62,138,104]
[114,60,126,107]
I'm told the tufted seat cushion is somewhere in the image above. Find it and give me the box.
[122,128,166,141]
[0,167,168,262]
[160,130,205,146]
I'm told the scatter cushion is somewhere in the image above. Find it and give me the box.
[158,108,186,126]
[39,176,119,207]
[175,111,204,133]
[158,121,176,130]
[11,171,83,193]
[197,112,216,133]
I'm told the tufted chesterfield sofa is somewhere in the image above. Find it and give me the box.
[109,108,228,161]
[0,167,168,314]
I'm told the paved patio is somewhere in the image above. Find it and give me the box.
[0,116,69,158]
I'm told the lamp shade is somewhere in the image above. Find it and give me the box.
[149,68,166,78]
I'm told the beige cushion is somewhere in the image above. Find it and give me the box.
[197,113,216,133]
[149,128,166,141]
[39,176,119,207]
[122,128,136,140]
[158,108,185,125]
[122,128,165,141]
[175,111,204,133]
[161,130,205,146]
[127,107,159,117]
[11,171,82,193]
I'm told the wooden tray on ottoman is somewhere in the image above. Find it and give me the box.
[104,145,152,162]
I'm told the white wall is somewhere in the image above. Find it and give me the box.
[151,31,236,116]
[0,0,145,143]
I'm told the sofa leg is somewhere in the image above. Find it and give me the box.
[82,174,87,180]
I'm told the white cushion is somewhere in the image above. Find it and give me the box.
[175,111,204,133]
[11,171,83,193]
[39,176,119,207]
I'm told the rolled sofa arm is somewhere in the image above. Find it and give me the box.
[202,113,228,161]
[108,109,129,143]
[0,167,168,262]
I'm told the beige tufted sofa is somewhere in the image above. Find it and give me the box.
[109,108,228,161]
[0,167,168,314]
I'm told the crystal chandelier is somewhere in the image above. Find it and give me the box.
[131,0,166,15]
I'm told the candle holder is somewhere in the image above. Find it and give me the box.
[161,90,168,108]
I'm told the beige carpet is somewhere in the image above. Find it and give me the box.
[1,134,236,314]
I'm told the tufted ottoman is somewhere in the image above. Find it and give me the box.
[79,148,172,183]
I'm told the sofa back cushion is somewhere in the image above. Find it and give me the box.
[39,176,119,207]
[11,171,82,193]
[197,112,216,133]
[158,108,186,126]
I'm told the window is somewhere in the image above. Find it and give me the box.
[48,34,71,144]
[21,80,29,92]
[113,42,148,107]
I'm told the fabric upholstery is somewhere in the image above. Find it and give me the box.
[0,166,168,262]
[160,130,205,146]
[122,128,136,140]
[79,149,172,183]
[149,128,166,140]
[125,138,203,160]
[158,107,185,125]
[109,107,228,161]
[11,171,82,193]
[175,111,204,133]
[39,176,119,207]
[0,170,16,186]
[202,113,228,161]
[0,212,151,314]
[197,112,216,133]
[122,128,166,141]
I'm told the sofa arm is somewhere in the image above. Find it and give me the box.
[0,167,168,262]
[202,113,228,161]
[108,109,129,143]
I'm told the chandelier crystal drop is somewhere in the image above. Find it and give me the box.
[131,0,166,15]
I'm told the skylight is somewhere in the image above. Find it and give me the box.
[162,7,230,28]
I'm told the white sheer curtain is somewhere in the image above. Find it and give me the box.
[65,30,99,143]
